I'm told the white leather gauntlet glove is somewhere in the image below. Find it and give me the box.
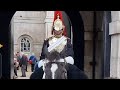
[65,56,74,65]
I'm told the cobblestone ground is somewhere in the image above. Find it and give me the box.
[16,64,33,79]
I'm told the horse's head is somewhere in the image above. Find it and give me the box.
[42,51,67,79]
[43,62,67,79]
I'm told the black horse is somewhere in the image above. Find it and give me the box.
[30,51,88,79]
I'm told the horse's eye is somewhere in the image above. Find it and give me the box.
[46,63,50,67]
[61,64,63,66]
[60,63,65,66]
[63,70,67,73]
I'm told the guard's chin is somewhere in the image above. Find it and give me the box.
[65,56,74,65]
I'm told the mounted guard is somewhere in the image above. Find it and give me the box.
[30,11,88,79]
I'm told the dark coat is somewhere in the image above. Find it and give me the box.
[29,55,37,64]
[30,64,88,79]
[19,55,28,66]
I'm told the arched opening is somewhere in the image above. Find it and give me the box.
[65,11,84,71]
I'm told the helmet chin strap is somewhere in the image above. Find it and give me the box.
[54,30,63,38]
[55,34,63,38]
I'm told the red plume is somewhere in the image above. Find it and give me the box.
[52,11,67,36]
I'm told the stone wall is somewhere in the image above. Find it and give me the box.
[13,11,46,59]
[80,11,103,79]
[109,11,120,78]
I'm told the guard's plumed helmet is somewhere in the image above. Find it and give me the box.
[52,11,66,36]
[53,14,65,31]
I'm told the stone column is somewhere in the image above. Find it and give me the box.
[10,17,14,79]
[109,11,120,78]
[44,11,54,39]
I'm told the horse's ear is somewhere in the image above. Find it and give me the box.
[47,51,60,61]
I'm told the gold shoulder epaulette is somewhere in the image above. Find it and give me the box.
[44,38,47,41]
[44,38,49,41]
[64,36,70,40]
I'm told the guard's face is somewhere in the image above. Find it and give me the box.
[54,29,63,36]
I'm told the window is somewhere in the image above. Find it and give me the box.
[20,37,30,52]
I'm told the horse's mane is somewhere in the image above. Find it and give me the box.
[47,51,61,62]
